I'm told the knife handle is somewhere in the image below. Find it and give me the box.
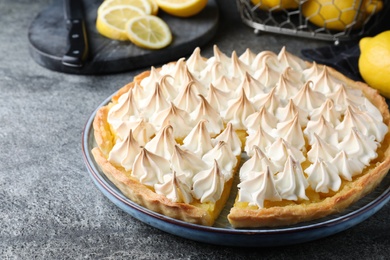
[62,19,89,68]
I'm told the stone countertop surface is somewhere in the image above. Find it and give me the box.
[1,0,389,259]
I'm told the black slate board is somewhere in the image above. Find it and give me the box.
[28,0,219,75]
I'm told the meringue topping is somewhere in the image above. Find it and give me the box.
[275,156,309,201]
[237,167,282,208]
[305,160,341,193]
[182,120,214,157]
[154,171,193,204]
[223,88,256,130]
[132,148,171,186]
[108,129,141,171]
[192,160,225,203]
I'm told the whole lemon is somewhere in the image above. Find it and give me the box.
[251,0,299,11]
[359,30,390,98]
[302,0,383,31]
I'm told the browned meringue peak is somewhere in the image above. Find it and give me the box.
[336,105,388,142]
[275,155,309,201]
[310,98,341,127]
[171,144,209,181]
[200,61,227,85]
[206,83,233,112]
[132,147,172,186]
[190,95,224,136]
[169,58,192,86]
[239,48,257,65]
[192,160,225,203]
[244,106,278,134]
[108,88,139,125]
[330,150,366,181]
[304,115,339,146]
[274,71,300,100]
[238,72,266,99]
[251,50,279,72]
[140,66,162,89]
[108,129,141,171]
[237,166,282,208]
[253,59,280,88]
[302,61,323,81]
[338,127,379,166]
[212,122,242,156]
[140,82,170,118]
[154,171,193,204]
[282,66,303,84]
[202,140,237,180]
[182,119,214,157]
[252,87,281,114]
[291,81,326,111]
[240,145,279,180]
[131,82,150,103]
[273,114,305,150]
[310,66,341,94]
[327,83,365,111]
[158,75,178,101]
[275,99,309,127]
[173,81,202,112]
[144,125,177,160]
[307,133,339,163]
[267,138,306,169]
[211,75,239,92]
[115,118,155,146]
[212,45,231,66]
[185,47,207,76]
[223,88,256,130]
[149,102,193,139]
[244,127,275,157]
[231,50,253,79]
[305,159,341,193]
[277,46,307,72]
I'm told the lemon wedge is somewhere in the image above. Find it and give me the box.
[125,15,172,49]
[96,5,146,41]
[155,0,208,17]
[97,0,153,16]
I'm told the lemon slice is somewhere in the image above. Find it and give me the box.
[146,0,159,15]
[97,0,153,16]
[155,0,208,17]
[96,5,146,41]
[125,15,172,49]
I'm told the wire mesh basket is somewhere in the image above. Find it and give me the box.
[236,0,388,44]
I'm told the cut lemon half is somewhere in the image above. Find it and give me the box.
[97,0,153,16]
[156,0,208,17]
[125,15,172,49]
[96,5,146,41]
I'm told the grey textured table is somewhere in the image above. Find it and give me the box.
[1,0,389,259]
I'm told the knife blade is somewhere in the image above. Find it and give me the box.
[62,0,89,68]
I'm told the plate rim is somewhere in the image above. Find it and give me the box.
[81,93,390,245]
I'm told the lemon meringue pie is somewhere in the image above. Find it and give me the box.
[92,45,390,228]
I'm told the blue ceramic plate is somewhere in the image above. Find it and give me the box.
[82,95,390,247]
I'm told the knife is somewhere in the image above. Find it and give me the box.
[62,0,89,68]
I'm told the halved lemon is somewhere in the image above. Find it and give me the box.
[125,15,172,49]
[155,0,208,17]
[96,5,146,41]
[97,0,153,16]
